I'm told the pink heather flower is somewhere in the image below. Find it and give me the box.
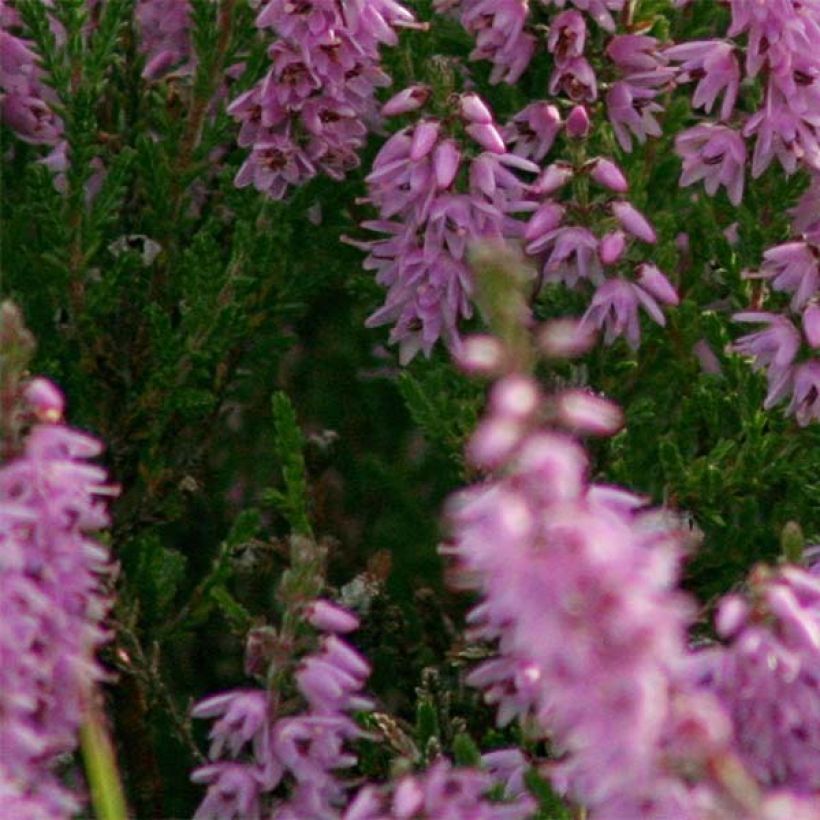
[606,81,664,152]
[791,174,820,241]
[582,277,668,348]
[700,567,820,790]
[611,201,657,244]
[743,92,819,179]
[804,305,820,348]
[381,85,430,116]
[788,361,820,425]
[589,158,628,192]
[665,40,740,121]
[636,264,679,306]
[746,241,820,312]
[0,387,116,814]
[136,0,193,80]
[192,602,373,818]
[530,226,601,287]
[607,34,667,73]
[537,318,597,359]
[0,24,62,147]
[693,339,723,375]
[549,57,598,102]
[555,389,625,436]
[456,335,507,375]
[599,231,627,265]
[460,92,494,124]
[547,11,587,63]
[230,0,416,198]
[460,0,536,84]
[565,105,591,138]
[503,102,562,162]
[731,312,801,409]
[306,600,360,634]
[675,124,747,206]
[344,758,535,819]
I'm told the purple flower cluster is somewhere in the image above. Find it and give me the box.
[357,100,677,359]
[444,327,820,815]
[434,0,631,85]
[135,0,193,80]
[345,756,534,819]
[444,360,713,815]
[350,92,531,363]
[0,1,63,147]
[698,565,820,794]
[228,0,417,199]
[729,181,820,425]
[0,379,116,816]
[191,598,373,818]
[606,34,674,152]
[669,0,820,203]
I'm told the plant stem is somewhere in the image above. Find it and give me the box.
[80,692,129,820]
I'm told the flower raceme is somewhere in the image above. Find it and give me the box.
[192,597,533,818]
[0,379,117,817]
[444,326,820,815]
[228,0,418,199]
[353,85,678,362]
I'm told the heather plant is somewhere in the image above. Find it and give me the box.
[1,0,820,818]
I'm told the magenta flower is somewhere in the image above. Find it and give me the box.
[746,241,820,312]
[503,102,563,162]
[666,40,740,121]
[582,277,668,348]
[0,382,116,814]
[675,124,747,206]
[702,567,820,790]
[787,361,820,425]
[606,81,664,151]
[731,312,801,409]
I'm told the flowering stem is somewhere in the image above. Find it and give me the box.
[80,694,129,820]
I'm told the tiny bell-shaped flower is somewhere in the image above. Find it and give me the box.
[433,139,461,189]
[636,264,679,305]
[565,105,591,138]
[465,122,506,154]
[599,231,627,265]
[24,377,65,422]
[381,85,430,117]
[590,158,629,192]
[804,304,820,348]
[306,600,360,633]
[410,120,440,161]
[460,93,494,124]
[612,201,657,243]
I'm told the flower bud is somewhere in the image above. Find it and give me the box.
[803,304,820,348]
[566,105,590,138]
[490,375,540,420]
[599,231,627,265]
[555,389,624,436]
[433,139,461,188]
[590,158,628,192]
[455,335,507,375]
[612,201,657,243]
[460,92,494,124]
[381,84,430,116]
[465,122,506,154]
[24,378,64,422]
[636,264,679,305]
[307,600,360,633]
[410,120,440,161]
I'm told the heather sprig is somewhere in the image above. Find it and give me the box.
[0,308,120,817]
